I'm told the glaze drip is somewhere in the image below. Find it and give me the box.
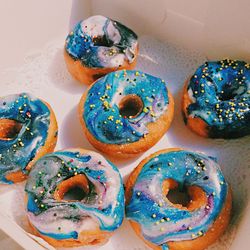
[25,150,124,240]
[185,59,250,138]
[65,15,138,68]
[82,70,169,144]
[126,150,228,249]
[0,93,51,184]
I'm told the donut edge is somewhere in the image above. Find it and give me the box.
[78,84,174,158]
[5,98,58,183]
[64,45,139,85]
[125,148,232,250]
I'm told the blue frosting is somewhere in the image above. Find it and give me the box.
[37,229,78,240]
[0,93,53,184]
[82,70,169,144]
[25,150,125,240]
[184,59,250,138]
[65,15,138,68]
[126,150,228,249]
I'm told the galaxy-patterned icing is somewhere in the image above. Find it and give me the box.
[0,93,53,184]
[126,150,228,250]
[25,150,125,240]
[185,59,250,138]
[82,70,169,144]
[65,15,138,68]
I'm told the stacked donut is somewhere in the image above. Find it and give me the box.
[2,14,250,250]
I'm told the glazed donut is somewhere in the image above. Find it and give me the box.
[182,59,250,138]
[64,15,138,85]
[79,70,174,158]
[125,148,232,250]
[0,93,57,184]
[25,149,125,247]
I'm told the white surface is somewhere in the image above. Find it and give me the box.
[0,0,249,250]
[88,0,250,60]
[0,229,22,250]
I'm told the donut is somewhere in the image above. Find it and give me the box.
[64,15,138,85]
[79,70,174,158]
[0,93,58,184]
[25,149,125,247]
[125,148,232,250]
[182,59,250,138]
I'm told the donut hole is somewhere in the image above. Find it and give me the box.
[167,187,190,207]
[219,91,237,101]
[63,186,87,201]
[0,119,23,140]
[54,174,89,202]
[119,95,143,118]
[162,179,207,211]
[92,36,114,47]
[218,83,241,101]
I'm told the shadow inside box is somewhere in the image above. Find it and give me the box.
[108,219,150,250]
[108,152,143,169]
[166,85,211,149]
[136,36,206,94]
[10,183,31,233]
[60,104,94,150]
[0,183,18,195]
[48,47,87,95]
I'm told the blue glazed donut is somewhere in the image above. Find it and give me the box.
[182,59,250,138]
[64,15,138,84]
[125,149,232,250]
[79,70,174,157]
[0,93,57,184]
[25,149,125,247]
